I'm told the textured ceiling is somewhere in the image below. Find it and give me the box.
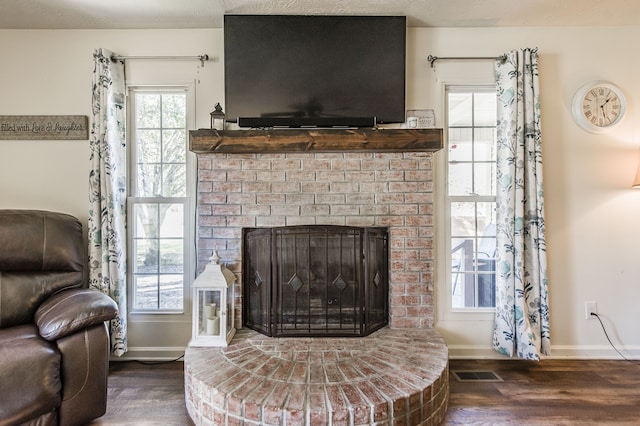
[2,0,640,29]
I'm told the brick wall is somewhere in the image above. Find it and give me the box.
[196,151,435,328]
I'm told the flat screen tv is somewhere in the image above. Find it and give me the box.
[224,15,406,128]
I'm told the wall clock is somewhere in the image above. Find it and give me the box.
[572,81,626,133]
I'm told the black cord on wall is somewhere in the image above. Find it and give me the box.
[591,312,639,364]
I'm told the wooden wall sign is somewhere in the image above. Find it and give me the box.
[0,115,89,140]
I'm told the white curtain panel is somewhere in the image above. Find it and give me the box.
[493,48,550,360]
[88,48,128,356]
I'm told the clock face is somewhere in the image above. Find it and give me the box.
[581,86,622,127]
[572,81,626,133]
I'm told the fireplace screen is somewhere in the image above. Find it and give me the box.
[243,225,388,337]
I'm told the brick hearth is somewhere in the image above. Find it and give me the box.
[195,151,435,328]
[185,328,449,425]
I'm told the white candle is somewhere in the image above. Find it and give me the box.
[206,316,220,335]
[203,303,216,322]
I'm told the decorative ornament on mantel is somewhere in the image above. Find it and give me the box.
[210,103,225,131]
[189,249,236,347]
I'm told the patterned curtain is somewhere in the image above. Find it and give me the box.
[88,48,128,356]
[492,48,550,360]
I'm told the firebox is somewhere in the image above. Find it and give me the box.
[243,225,388,337]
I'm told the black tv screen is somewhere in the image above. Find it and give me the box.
[224,15,406,127]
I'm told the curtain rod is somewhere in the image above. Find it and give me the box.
[111,54,210,66]
[426,54,507,68]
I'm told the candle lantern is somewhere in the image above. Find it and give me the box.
[189,250,236,347]
[210,103,225,131]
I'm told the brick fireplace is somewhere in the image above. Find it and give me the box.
[186,130,448,425]
[195,148,436,330]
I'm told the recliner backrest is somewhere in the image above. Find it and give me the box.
[0,210,85,328]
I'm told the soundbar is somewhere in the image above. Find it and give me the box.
[237,116,377,128]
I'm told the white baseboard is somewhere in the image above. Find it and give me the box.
[112,344,640,361]
[448,344,640,360]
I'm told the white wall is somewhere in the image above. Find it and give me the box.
[2,26,640,359]
[0,29,222,217]
[411,26,640,358]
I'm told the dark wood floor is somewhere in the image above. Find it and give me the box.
[88,361,193,426]
[445,359,640,425]
[90,358,640,425]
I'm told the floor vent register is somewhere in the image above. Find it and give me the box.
[452,370,503,382]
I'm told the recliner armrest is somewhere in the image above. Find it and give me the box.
[35,288,118,341]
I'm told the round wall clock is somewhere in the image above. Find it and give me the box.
[572,81,626,133]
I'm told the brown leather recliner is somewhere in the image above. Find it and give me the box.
[0,210,118,426]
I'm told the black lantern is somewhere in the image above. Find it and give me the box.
[210,103,225,131]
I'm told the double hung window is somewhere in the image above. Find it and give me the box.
[128,88,193,313]
[446,87,497,309]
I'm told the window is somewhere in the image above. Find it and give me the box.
[128,88,194,313]
[446,87,497,309]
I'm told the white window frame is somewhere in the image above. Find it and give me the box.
[445,85,497,313]
[126,85,196,316]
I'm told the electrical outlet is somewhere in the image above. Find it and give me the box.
[585,301,597,319]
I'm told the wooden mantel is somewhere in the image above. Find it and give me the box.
[189,128,443,154]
